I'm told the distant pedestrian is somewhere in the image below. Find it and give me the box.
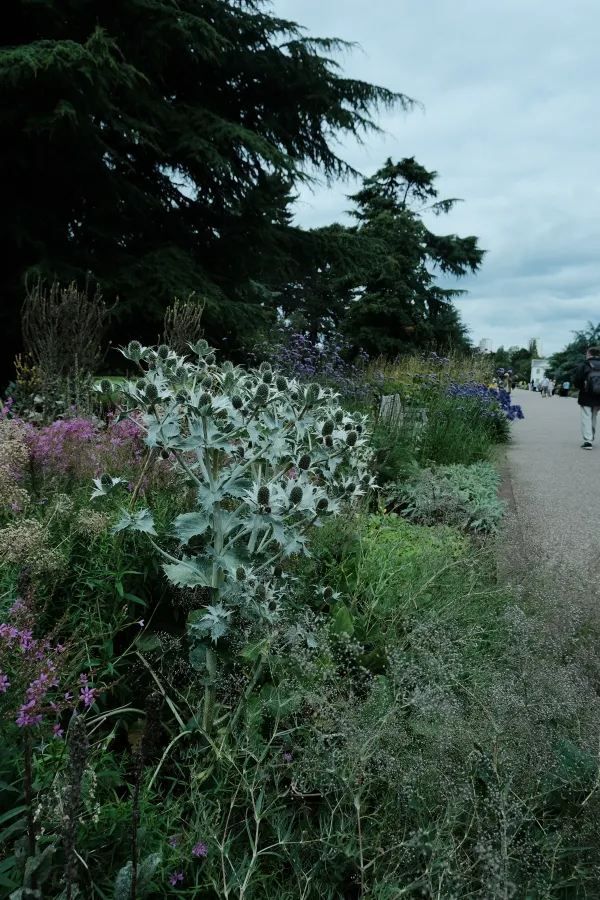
[573,346,600,450]
[548,378,555,396]
[540,376,550,398]
[561,380,571,397]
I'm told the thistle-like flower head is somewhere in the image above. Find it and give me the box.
[127,340,142,361]
[254,383,269,405]
[145,383,159,403]
[289,485,303,505]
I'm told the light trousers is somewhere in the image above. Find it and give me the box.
[581,405,600,443]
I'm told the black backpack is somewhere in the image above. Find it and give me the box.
[584,358,600,397]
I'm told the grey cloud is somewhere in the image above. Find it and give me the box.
[274,0,600,353]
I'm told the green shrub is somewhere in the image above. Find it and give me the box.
[388,461,506,532]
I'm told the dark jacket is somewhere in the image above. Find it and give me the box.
[574,359,600,407]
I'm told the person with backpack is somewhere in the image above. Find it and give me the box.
[573,346,600,449]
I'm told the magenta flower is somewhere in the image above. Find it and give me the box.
[0,672,9,693]
[168,835,179,848]
[53,723,64,738]
[168,871,184,886]
[192,841,208,858]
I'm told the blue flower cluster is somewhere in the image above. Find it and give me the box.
[447,382,524,423]
[272,332,371,400]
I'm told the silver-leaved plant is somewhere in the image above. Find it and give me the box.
[96,340,373,725]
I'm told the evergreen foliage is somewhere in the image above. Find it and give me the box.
[1,0,409,379]
[548,322,600,382]
[280,158,484,356]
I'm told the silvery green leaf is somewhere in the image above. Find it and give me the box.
[91,475,126,499]
[197,483,226,506]
[113,508,157,536]
[189,603,232,643]
[206,548,245,576]
[138,852,162,891]
[147,419,180,448]
[113,861,132,900]
[172,511,211,542]
[163,558,213,587]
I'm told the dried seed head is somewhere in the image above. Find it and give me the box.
[262,370,273,384]
[322,420,334,437]
[257,485,270,506]
[127,340,142,360]
[356,424,363,434]
[334,409,344,423]
[100,473,113,488]
[298,454,311,471]
[316,497,328,512]
[157,344,169,360]
[276,376,288,391]
[325,435,333,448]
[136,379,146,392]
[175,366,187,379]
[223,361,234,372]
[236,567,246,582]
[99,378,112,395]
[254,383,269,405]
[259,362,272,374]
[346,431,358,447]
[323,586,334,600]
[255,583,267,601]
[231,395,243,410]
[289,485,303,505]
[202,376,213,389]
[160,449,170,460]
[205,352,216,366]
[198,392,211,408]
[273,564,283,578]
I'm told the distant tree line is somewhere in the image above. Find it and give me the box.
[1,0,484,384]
[493,340,540,383]
[548,323,600,382]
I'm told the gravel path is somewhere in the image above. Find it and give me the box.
[504,389,600,579]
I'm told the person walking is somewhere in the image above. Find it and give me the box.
[540,376,550,398]
[573,346,600,450]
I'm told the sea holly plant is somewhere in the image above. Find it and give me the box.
[96,341,373,725]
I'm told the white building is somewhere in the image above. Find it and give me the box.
[530,358,550,386]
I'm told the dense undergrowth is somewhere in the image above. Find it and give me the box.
[2,346,600,899]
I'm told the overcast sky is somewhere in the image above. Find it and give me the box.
[273,0,600,355]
